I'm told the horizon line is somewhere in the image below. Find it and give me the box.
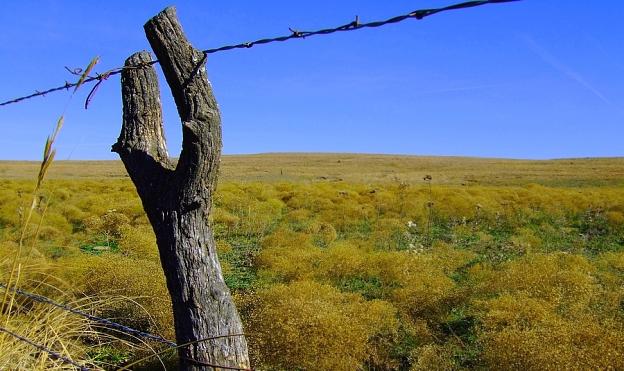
[1,152,623,163]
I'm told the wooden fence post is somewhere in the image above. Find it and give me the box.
[112,6,250,370]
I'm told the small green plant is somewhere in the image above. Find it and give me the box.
[80,239,120,254]
[88,346,131,367]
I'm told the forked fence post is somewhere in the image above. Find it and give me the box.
[111,6,250,370]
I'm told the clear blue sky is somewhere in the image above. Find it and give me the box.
[0,1,622,160]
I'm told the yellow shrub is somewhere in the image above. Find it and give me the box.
[60,254,174,340]
[118,224,158,259]
[285,208,311,224]
[212,208,240,232]
[410,344,456,371]
[39,212,72,236]
[243,198,283,236]
[390,268,456,320]
[3,175,624,369]
[370,218,406,250]
[245,281,398,370]
[257,229,322,281]
[606,211,624,227]
[36,225,62,241]
[471,253,599,313]
[428,241,477,273]
[597,251,624,273]
[83,211,130,240]
[477,293,624,370]
[364,251,460,320]
[308,221,337,247]
[594,252,624,315]
[317,242,368,281]
[58,204,89,226]
[509,227,542,252]
[218,192,283,236]
[0,197,24,228]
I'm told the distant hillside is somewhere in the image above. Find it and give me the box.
[1,153,623,187]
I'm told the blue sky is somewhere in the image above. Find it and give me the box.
[0,1,622,160]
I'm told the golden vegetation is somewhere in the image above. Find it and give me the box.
[1,153,623,186]
[0,155,623,369]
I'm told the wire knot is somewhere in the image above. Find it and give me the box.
[289,27,304,38]
[64,66,83,76]
[137,61,151,69]
[411,10,429,19]
[84,70,114,109]
[96,71,111,81]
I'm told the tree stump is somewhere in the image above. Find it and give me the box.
[112,6,250,370]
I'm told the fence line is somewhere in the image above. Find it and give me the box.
[0,0,521,368]
[0,282,177,347]
[1,283,252,369]
[0,325,90,371]
[0,0,520,107]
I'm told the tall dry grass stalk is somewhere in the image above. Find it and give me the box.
[0,259,154,369]
[0,58,105,369]
[2,56,98,313]
[0,56,169,369]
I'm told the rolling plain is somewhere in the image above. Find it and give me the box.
[1,154,623,370]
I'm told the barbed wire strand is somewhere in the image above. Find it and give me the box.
[0,0,520,108]
[1,284,255,369]
[0,282,177,347]
[0,325,90,371]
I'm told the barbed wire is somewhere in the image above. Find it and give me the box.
[0,0,520,367]
[0,282,177,347]
[0,283,253,371]
[1,283,252,367]
[0,0,520,108]
[0,325,90,371]
[2,282,255,369]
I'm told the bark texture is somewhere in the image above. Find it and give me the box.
[111,6,250,370]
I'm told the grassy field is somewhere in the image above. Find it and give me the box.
[1,154,623,370]
[2,153,623,186]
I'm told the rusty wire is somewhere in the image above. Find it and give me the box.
[0,0,519,108]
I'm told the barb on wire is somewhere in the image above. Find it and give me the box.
[64,66,84,76]
[0,325,90,371]
[0,282,177,347]
[200,0,518,54]
[84,71,112,109]
[0,0,520,108]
